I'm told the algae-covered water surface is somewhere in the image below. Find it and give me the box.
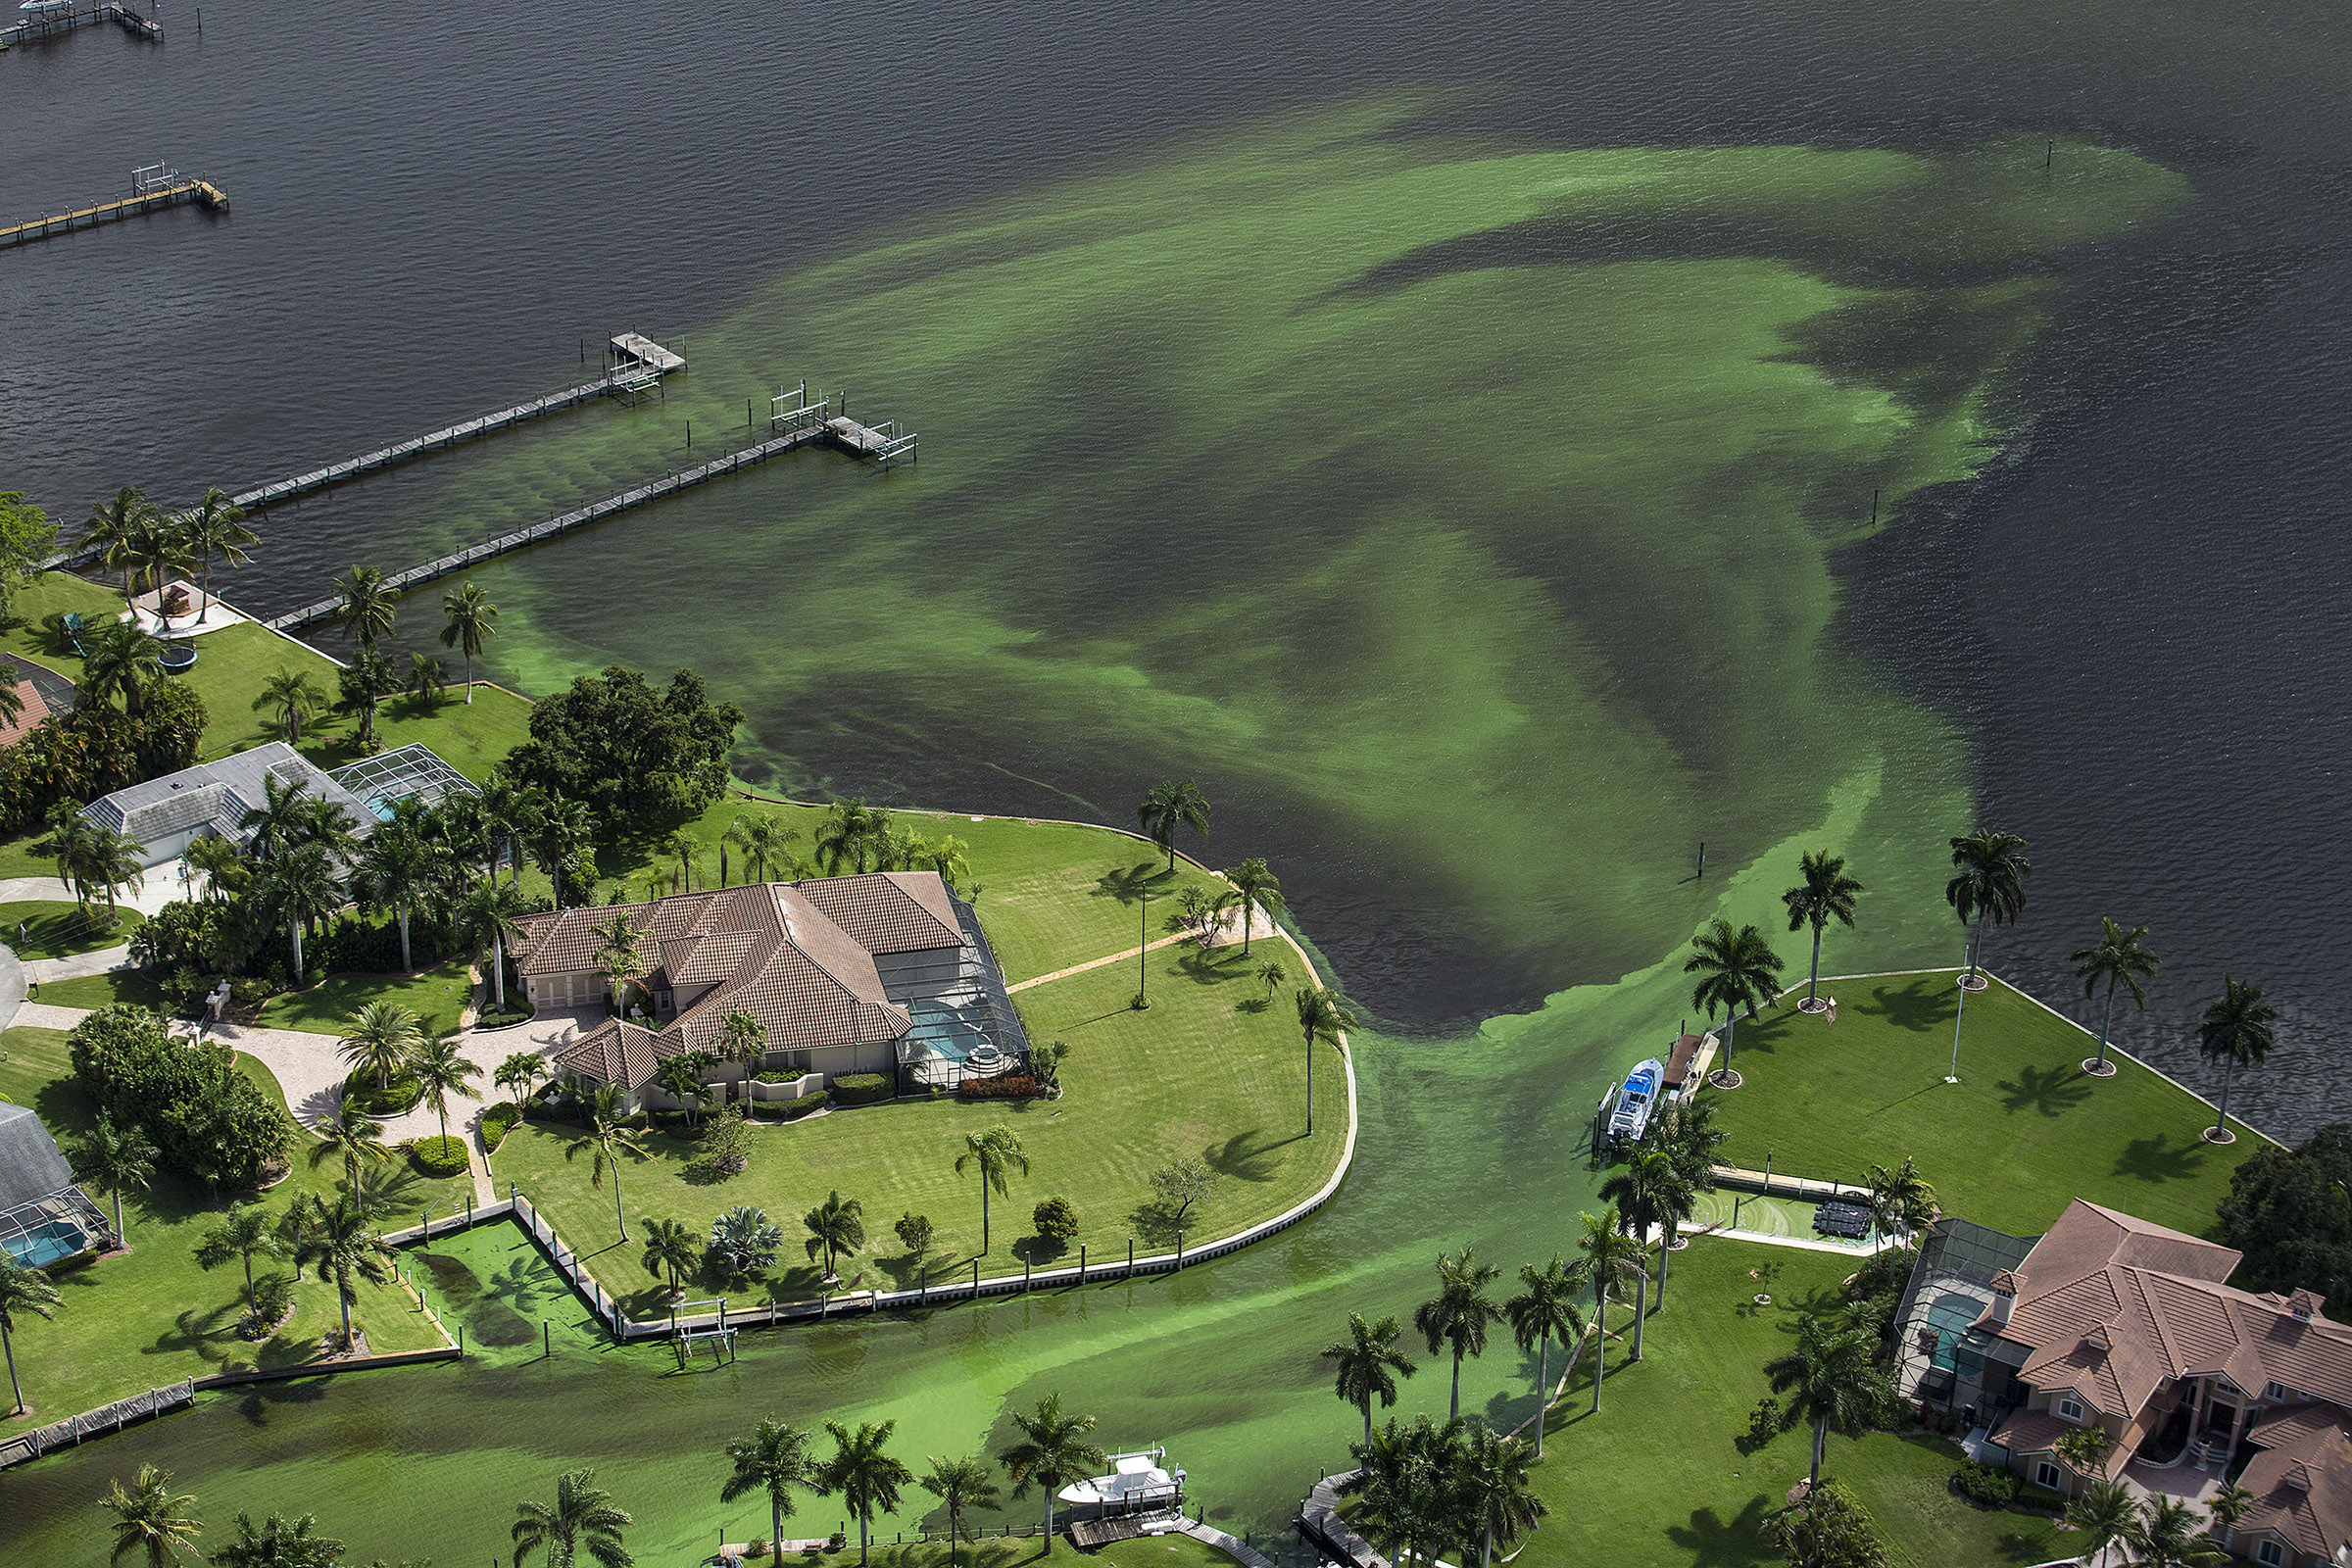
[3,95,2200,1561]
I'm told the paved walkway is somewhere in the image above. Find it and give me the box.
[1005,902,1272,993]
[0,867,191,918]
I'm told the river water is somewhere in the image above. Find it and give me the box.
[6,0,2351,1559]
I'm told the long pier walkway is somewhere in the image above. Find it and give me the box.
[0,2,162,50]
[230,336,684,511]
[2,163,222,250]
[261,378,916,632]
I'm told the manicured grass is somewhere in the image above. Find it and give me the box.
[0,832,57,881]
[490,938,1347,1315]
[259,957,474,1040]
[3,570,534,778]
[600,794,1229,984]
[0,1024,470,1422]
[31,968,168,1011]
[1703,974,2263,1237]
[1512,1238,2066,1568]
[0,900,141,958]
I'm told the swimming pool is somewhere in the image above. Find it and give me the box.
[4,1217,90,1268]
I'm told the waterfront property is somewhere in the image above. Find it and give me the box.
[77,741,376,867]
[0,1102,109,1266]
[517,870,1025,1109]
[1898,1199,2352,1566]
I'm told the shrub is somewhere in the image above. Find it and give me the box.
[345,1067,424,1116]
[241,1271,296,1339]
[686,1103,752,1181]
[1950,1461,2019,1508]
[480,1102,521,1149]
[830,1073,894,1106]
[1746,1396,1784,1447]
[896,1212,934,1261]
[710,1205,783,1274]
[959,1073,1039,1101]
[754,1067,807,1085]
[67,1004,292,1189]
[1033,1196,1081,1246]
[311,910,458,976]
[1767,1480,1886,1568]
[781,1090,826,1120]
[407,1136,469,1177]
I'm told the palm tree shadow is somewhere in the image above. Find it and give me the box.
[2112,1135,2214,1186]
[1855,978,1952,1035]
[1662,1494,1772,1567]
[1202,1130,1284,1184]
[1094,862,1178,906]
[1996,1064,2091,1117]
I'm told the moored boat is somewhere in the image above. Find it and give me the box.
[1603,1056,1665,1146]
[1055,1446,1185,1518]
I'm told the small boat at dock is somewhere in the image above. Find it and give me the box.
[1055,1446,1185,1518]
[1602,1056,1665,1147]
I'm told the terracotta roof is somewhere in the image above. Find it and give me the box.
[521,875,966,1089]
[2239,1405,2352,1561]
[1990,1407,2072,1458]
[0,679,51,749]
[1998,1201,2352,1420]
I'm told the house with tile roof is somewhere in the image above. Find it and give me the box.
[1926,1199,2352,1566]
[514,871,1027,1111]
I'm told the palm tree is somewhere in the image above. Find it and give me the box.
[662,828,700,894]
[1502,1255,1586,1456]
[497,1052,546,1114]
[956,1126,1028,1253]
[2205,1483,2255,1554]
[78,618,167,715]
[1135,780,1210,871]
[1764,1314,1887,1488]
[1349,1414,1464,1568]
[82,824,147,923]
[457,875,529,1011]
[439,581,498,704]
[1599,1146,1685,1347]
[918,1453,1001,1568]
[1576,1205,1646,1414]
[71,1113,156,1244]
[339,1001,423,1093]
[181,488,257,624]
[354,824,433,973]
[0,1251,62,1414]
[802,1190,865,1283]
[813,799,889,875]
[2126,1494,2227,1567]
[1456,1423,1545,1568]
[1296,985,1357,1136]
[33,805,98,913]
[238,773,313,861]
[568,1084,651,1241]
[331,564,399,652]
[258,841,341,981]
[1780,851,1862,1009]
[1863,1156,1937,1242]
[86,485,163,599]
[101,1464,203,1568]
[927,835,973,893]
[285,1190,394,1349]
[1221,858,1283,955]
[251,667,327,744]
[1946,828,2034,983]
[1256,958,1288,1000]
[309,1099,390,1188]
[592,912,649,1013]
[726,814,802,885]
[720,1419,821,1565]
[1321,1311,1418,1445]
[1414,1247,1503,1421]
[406,652,447,710]
[2072,919,2159,1077]
[820,1419,911,1568]
[512,1469,633,1568]
[2198,976,2278,1143]
[2066,1479,2138,1568]
[718,1010,769,1073]
[121,509,195,600]
[413,1036,481,1144]
[1685,919,1785,1088]
[640,1217,700,1297]
[193,1201,283,1320]
[207,1512,341,1568]
[999,1393,1106,1553]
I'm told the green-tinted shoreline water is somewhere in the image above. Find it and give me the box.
[3,108,2191,1563]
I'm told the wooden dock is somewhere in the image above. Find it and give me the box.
[258,382,918,633]
[229,336,688,511]
[0,1,162,49]
[1,165,223,251]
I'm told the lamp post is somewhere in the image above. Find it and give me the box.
[1133,886,1151,1009]
[1948,972,1967,1084]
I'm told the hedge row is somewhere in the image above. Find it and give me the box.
[830,1073,893,1105]
[407,1135,468,1177]
[959,1073,1041,1101]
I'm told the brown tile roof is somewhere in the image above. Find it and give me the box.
[2240,1405,2352,1560]
[522,874,966,1089]
[1990,1407,2072,1458]
[1999,1200,2352,1421]
[0,680,49,750]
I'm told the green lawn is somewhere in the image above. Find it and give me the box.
[259,957,475,1040]
[490,939,1348,1316]
[1703,974,2263,1237]
[30,968,169,1011]
[598,795,1229,985]
[3,570,534,777]
[0,899,142,958]
[0,1024,470,1423]
[1512,1238,2066,1568]
[718,1529,1225,1568]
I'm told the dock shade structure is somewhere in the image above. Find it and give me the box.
[0,1104,109,1266]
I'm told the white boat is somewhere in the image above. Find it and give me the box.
[20,0,74,14]
[1055,1446,1185,1516]
[1604,1056,1665,1146]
